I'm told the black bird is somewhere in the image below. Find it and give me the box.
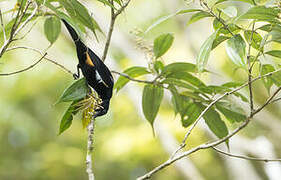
[62,19,114,118]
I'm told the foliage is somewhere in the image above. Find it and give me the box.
[0,0,281,179]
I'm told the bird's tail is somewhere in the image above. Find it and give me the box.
[62,19,79,42]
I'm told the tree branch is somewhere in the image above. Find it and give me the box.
[212,147,281,162]
[0,0,37,58]
[101,0,132,61]
[247,21,255,113]
[6,46,74,75]
[111,70,153,84]
[0,53,47,76]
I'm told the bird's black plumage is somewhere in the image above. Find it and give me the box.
[62,19,114,118]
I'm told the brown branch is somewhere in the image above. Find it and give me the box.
[0,53,47,76]
[6,46,74,75]
[247,21,256,113]
[269,97,281,105]
[101,0,132,61]
[111,70,153,84]
[212,147,281,162]
[0,0,37,58]
[253,86,281,115]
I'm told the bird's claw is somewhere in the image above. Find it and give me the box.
[73,73,79,80]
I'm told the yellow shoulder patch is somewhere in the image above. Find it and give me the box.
[86,53,95,67]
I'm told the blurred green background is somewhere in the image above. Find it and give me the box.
[0,0,281,179]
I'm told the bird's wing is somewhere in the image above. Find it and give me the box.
[87,50,114,88]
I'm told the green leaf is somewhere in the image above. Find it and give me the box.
[142,84,164,127]
[153,33,174,58]
[187,11,212,26]
[166,71,206,87]
[239,6,280,23]
[197,30,218,72]
[226,34,247,67]
[162,78,197,90]
[261,64,274,94]
[265,50,281,59]
[57,78,89,103]
[233,92,249,103]
[218,24,241,35]
[215,0,255,5]
[114,66,150,92]
[59,0,102,36]
[144,9,202,33]
[45,2,84,37]
[203,108,228,139]
[220,6,237,18]
[154,61,164,74]
[212,36,230,50]
[182,103,203,127]
[96,0,117,9]
[271,70,281,86]
[161,62,198,76]
[243,30,263,51]
[59,100,80,135]
[216,102,246,123]
[261,64,281,87]
[169,86,190,116]
[258,24,273,32]
[44,16,61,44]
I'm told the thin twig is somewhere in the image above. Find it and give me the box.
[254,86,281,115]
[111,70,153,84]
[137,86,281,179]
[0,0,37,58]
[0,10,6,41]
[114,0,131,17]
[0,53,47,76]
[101,0,115,61]
[6,46,74,75]
[269,97,281,105]
[202,2,234,36]
[247,21,255,113]
[212,147,281,162]
[101,0,132,61]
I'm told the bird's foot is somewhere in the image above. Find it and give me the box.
[73,73,79,80]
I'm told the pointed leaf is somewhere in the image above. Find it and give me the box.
[44,16,61,44]
[197,30,218,72]
[226,34,247,67]
[265,50,281,59]
[203,108,228,139]
[57,78,89,103]
[153,33,174,58]
[166,71,206,87]
[187,11,212,26]
[161,62,198,76]
[216,102,246,123]
[59,100,81,135]
[182,103,203,127]
[142,85,164,127]
[239,6,280,23]
[244,30,263,51]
